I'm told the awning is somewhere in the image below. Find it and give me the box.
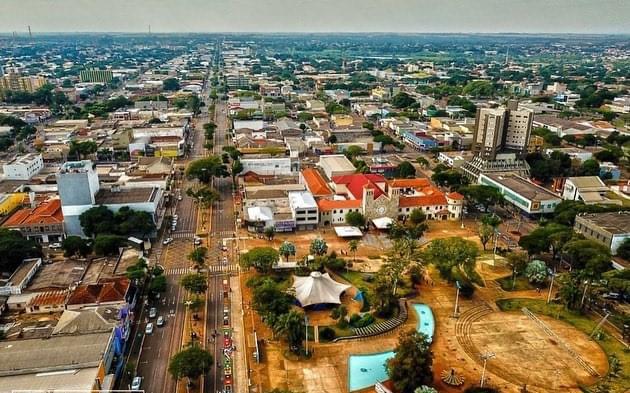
[333,226,363,238]
[372,217,393,230]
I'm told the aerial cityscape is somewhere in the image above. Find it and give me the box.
[0,2,629,393]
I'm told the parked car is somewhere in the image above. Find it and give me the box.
[49,242,62,250]
[163,237,173,245]
[145,323,154,335]
[131,376,142,390]
[157,316,165,327]
[149,307,157,318]
[193,237,202,246]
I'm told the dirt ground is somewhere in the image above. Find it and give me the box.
[239,221,609,393]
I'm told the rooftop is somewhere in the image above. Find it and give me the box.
[1,258,40,289]
[3,198,63,227]
[66,278,130,306]
[288,191,317,210]
[332,173,386,200]
[301,168,333,197]
[576,212,630,235]
[567,176,607,190]
[484,173,561,202]
[26,259,88,292]
[318,155,356,173]
[94,186,159,205]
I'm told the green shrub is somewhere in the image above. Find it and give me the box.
[350,313,375,328]
[319,327,336,341]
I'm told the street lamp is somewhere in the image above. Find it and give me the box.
[480,351,496,388]
[453,280,461,318]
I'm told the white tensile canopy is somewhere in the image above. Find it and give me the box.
[292,271,351,307]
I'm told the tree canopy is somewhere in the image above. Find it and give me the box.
[180,273,208,294]
[0,229,42,273]
[186,156,228,183]
[62,236,92,258]
[424,237,479,282]
[79,205,155,237]
[240,247,279,273]
[387,330,434,393]
[168,344,213,380]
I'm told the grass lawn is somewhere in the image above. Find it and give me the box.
[496,275,535,291]
[606,191,630,207]
[497,298,630,393]
[339,271,375,292]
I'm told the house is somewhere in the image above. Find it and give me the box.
[544,147,594,163]
[479,173,562,215]
[438,151,476,168]
[25,289,68,314]
[574,212,630,256]
[66,278,131,310]
[305,100,326,112]
[288,191,319,230]
[560,177,618,205]
[240,156,293,176]
[331,114,354,128]
[0,258,42,296]
[402,131,439,151]
[2,198,65,243]
[600,162,621,180]
[2,153,44,180]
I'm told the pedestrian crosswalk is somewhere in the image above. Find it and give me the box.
[172,231,194,239]
[165,264,239,276]
[213,230,234,237]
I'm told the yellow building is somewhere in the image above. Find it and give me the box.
[528,135,544,153]
[331,114,354,128]
[0,72,46,95]
[0,193,27,216]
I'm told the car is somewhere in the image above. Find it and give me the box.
[157,316,165,327]
[193,237,202,246]
[163,237,173,245]
[178,195,183,201]
[149,307,157,318]
[221,245,228,252]
[145,323,154,334]
[223,316,229,326]
[49,242,62,250]
[173,214,179,220]
[131,376,142,390]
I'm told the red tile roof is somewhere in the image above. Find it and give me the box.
[66,278,130,306]
[3,199,63,227]
[317,199,362,211]
[332,174,386,200]
[447,192,465,200]
[399,194,448,208]
[301,168,332,197]
[28,290,68,307]
[389,178,431,189]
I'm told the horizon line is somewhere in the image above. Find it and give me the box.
[1,31,629,36]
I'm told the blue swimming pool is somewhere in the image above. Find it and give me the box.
[347,303,435,391]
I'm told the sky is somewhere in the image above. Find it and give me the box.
[2,0,629,34]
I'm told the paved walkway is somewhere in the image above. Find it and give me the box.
[231,275,248,393]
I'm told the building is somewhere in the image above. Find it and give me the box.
[0,258,42,296]
[2,198,65,243]
[0,72,46,95]
[544,147,593,163]
[479,173,561,215]
[437,151,475,168]
[560,177,617,205]
[240,157,293,176]
[241,184,306,233]
[79,69,113,84]
[318,155,356,180]
[0,192,27,216]
[2,153,44,180]
[57,160,164,237]
[66,278,131,310]
[607,96,630,114]
[25,289,68,314]
[300,168,333,198]
[574,212,630,255]
[288,191,319,230]
[472,102,533,160]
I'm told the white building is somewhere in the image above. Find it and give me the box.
[479,173,562,215]
[561,177,613,205]
[240,157,293,176]
[0,258,41,296]
[2,153,44,180]
[288,191,319,230]
[318,155,356,180]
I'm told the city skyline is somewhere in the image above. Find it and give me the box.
[2,0,629,34]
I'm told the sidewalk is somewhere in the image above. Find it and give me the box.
[231,274,249,393]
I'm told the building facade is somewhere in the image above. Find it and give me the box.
[2,153,44,180]
[574,212,630,255]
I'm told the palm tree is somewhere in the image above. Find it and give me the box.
[348,240,359,261]
[264,226,275,241]
[273,310,305,353]
[279,241,296,262]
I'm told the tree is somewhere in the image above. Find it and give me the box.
[249,277,293,320]
[395,161,416,178]
[62,236,92,258]
[345,211,366,228]
[562,239,611,276]
[309,238,328,256]
[387,330,433,393]
[273,310,305,353]
[478,223,494,251]
[186,156,228,183]
[505,251,529,288]
[126,258,148,281]
[240,247,279,273]
[279,241,296,262]
[93,235,126,256]
[416,157,429,168]
[150,275,167,294]
[415,387,438,393]
[349,240,359,261]
[180,273,208,294]
[263,226,276,241]
[69,141,98,160]
[424,237,479,281]
[79,205,155,237]
[616,238,630,259]
[0,229,42,272]
[579,159,600,176]
[525,260,548,285]
[231,160,244,180]
[409,209,426,226]
[391,92,416,109]
[163,78,180,91]
[344,145,364,160]
[188,247,207,268]
[462,80,495,97]
[480,214,501,229]
[168,344,213,383]
[461,185,504,212]
[431,169,467,189]
[186,186,219,208]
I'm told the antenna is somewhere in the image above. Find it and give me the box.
[28,25,32,39]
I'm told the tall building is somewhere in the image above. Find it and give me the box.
[79,69,113,83]
[461,101,532,182]
[56,161,100,236]
[0,72,47,95]
[471,101,533,160]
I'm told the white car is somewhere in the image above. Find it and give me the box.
[163,237,173,245]
[178,195,183,201]
[49,242,62,250]
[145,323,154,335]
[131,376,142,390]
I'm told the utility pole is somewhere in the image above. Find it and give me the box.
[453,280,461,318]
[304,315,309,355]
[480,351,496,388]
[546,269,556,303]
